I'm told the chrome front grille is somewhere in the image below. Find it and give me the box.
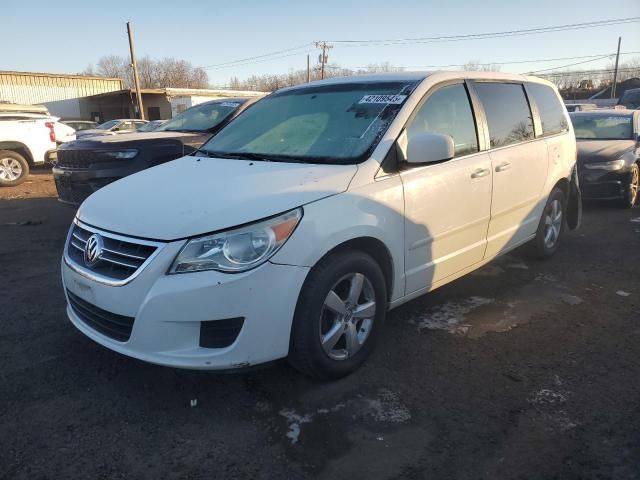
[65,222,164,285]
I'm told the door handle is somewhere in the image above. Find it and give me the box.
[470,168,490,179]
[495,162,511,172]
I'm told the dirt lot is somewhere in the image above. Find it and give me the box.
[1,170,640,480]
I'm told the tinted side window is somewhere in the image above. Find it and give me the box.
[527,83,568,135]
[407,84,478,157]
[475,83,534,148]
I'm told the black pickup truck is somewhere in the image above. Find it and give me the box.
[53,97,262,205]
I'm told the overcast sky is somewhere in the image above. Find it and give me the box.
[2,0,639,86]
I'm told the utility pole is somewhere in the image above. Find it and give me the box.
[307,54,310,83]
[314,41,333,80]
[127,21,145,120]
[611,36,621,99]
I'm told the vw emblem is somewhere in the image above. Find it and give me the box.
[84,234,104,267]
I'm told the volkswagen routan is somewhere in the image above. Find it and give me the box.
[62,71,581,379]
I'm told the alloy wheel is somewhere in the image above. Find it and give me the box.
[319,272,376,361]
[630,164,639,206]
[0,158,23,181]
[543,199,563,249]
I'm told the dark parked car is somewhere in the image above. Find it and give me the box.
[570,109,640,208]
[53,97,263,205]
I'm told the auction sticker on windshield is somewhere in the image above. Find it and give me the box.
[358,94,407,104]
[220,102,241,107]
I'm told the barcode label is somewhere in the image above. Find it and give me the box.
[358,94,407,105]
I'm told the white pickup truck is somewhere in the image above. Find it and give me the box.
[0,113,75,186]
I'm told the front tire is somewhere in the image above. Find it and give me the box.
[0,150,29,187]
[619,163,639,209]
[533,187,566,259]
[288,250,388,379]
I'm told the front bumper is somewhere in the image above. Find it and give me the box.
[578,169,630,200]
[61,236,309,370]
[53,164,131,205]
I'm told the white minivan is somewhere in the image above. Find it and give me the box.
[61,72,581,378]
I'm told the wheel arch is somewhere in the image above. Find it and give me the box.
[0,142,34,165]
[311,236,395,302]
[552,177,570,199]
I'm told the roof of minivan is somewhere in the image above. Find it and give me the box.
[279,71,548,92]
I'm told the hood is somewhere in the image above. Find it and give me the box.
[61,131,210,151]
[576,140,636,164]
[77,156,357,241]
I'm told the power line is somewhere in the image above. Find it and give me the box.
[526,55,615,74]
[326,17,640,46]
[199,43,312,69]
[197,17,640,74]
[328,51,640,71]
[204,50,314,71]
[536,67,640,77]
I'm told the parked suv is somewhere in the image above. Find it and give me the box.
[61,72,580,379]
[0,113,75,186]
[53,98,262,204]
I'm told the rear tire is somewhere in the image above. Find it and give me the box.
[288,250,388,380]
[0,150,29,187]
[618,163,639,209]
[533,187,566,259]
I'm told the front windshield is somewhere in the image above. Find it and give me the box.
[158,101,243,132]
[199,81,418,164]
[96,120,120,130]
[570,114,633,140]
[137,121,163,132]
[619,90,640,109]
[96,120,119,130]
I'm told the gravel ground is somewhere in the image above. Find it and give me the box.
[1,171,639,479]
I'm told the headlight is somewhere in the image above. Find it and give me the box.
[169,208,302,274]
[96,149,139,160]
[583,159,625,170]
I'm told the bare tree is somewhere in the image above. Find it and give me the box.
[85,55,209,89]
[463,60,501,72]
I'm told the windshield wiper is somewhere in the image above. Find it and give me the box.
[200,151,308,163]
[190,148,217,158]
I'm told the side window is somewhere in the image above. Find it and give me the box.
[120,121,134,131]
[527,83,568,136]
[407,83,479,157]
[474,83,534,148]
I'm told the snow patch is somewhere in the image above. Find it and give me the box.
[279,392,409,444]
[279,409,312,444]
[365,389,411,423]
[414,296,495,334]
[616,290,631,297]
[529,388,567,405]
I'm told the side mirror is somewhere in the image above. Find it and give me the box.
[404,132,455,164]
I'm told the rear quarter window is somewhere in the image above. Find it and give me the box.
[527,83,569,136]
